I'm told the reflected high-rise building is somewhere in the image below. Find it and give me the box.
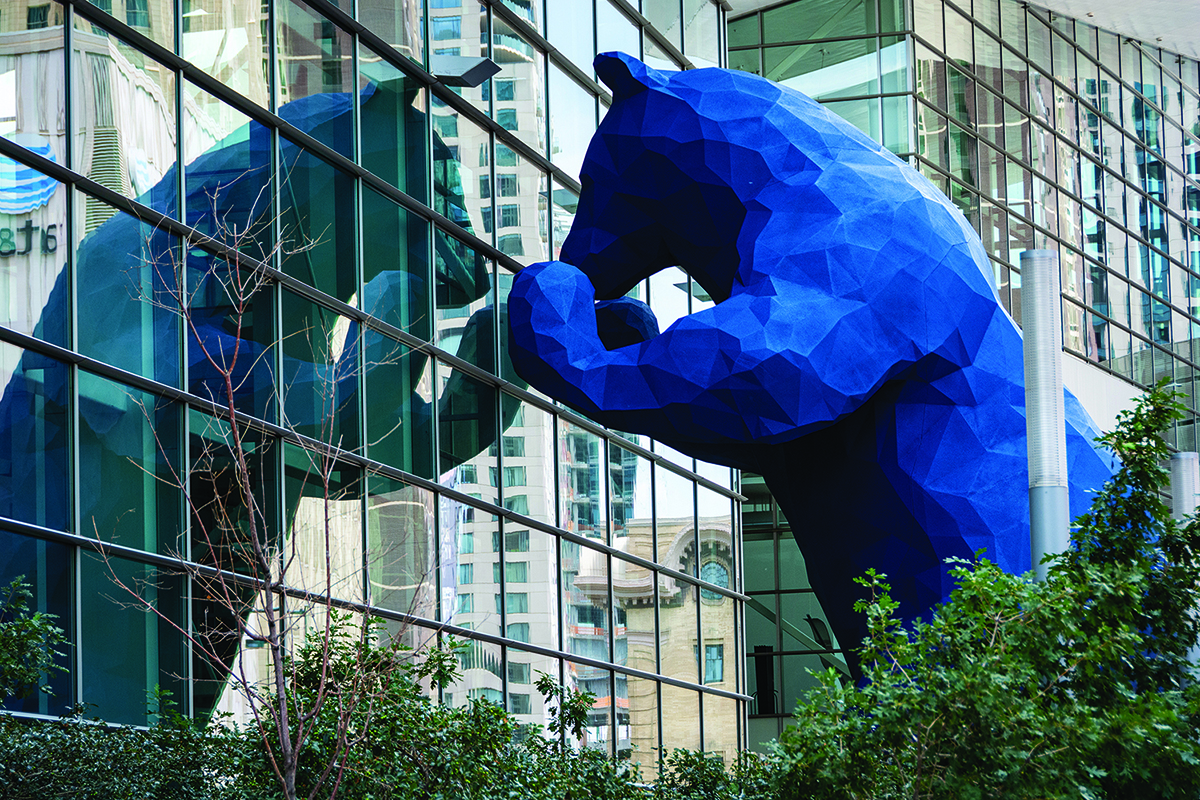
[0,0,743,779]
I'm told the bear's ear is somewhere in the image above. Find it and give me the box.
[595,52,664,99]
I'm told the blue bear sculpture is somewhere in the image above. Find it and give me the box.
[508,53,1115,658]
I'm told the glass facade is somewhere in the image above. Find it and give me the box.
[0,0,741,775]
[732,0,1200,746]
[732,0,1200,447]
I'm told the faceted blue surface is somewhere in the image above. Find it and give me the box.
[509,53,1116,655]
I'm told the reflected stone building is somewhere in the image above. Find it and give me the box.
[0,0,743,778]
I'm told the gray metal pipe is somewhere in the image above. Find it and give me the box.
[1171,452,1200,522]
[1021,249,1068,580]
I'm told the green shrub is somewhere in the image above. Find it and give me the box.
[775,383,1200,799]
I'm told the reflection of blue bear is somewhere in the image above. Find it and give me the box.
[509,53,1115,658]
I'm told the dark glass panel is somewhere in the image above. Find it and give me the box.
[80,552,186,726]
[78,371,183,554]
[277,0,354,158]
[360,43,429,202]
[363,331,435,479]
[279,143,357,304]
[186,252,276,422]
[76,202,181,386]
[0,529,72,715]
[362,186,431,339]
[0,343,69,531]
[279,290,359,449]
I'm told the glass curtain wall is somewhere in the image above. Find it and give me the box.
[732,0,1200,447]
[731,0,1200,743]
[0,0,743,776]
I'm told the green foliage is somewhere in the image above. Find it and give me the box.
[0,694,240,800]
[536,669,593,747]
[775,382,1200,799]
[653,748,779,800]
[0,576,66,702]
[227,619,650,799]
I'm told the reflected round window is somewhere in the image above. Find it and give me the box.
[700,559,729,600]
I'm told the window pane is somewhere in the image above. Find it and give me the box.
[442,488,500,637]
[493,151,548,266]
[683,0,719,68]
[79,372,182,554]
[595,0,639,72]
[764,0,872,43]
[181,0,269,106]
[491,15,546,154]
[280,143,357,303]
[283,445,363,602]
[363,332,435,478]
[73,20,178,218]
[280,290,359,449]
[765,38,879,100]
[432,96,492,236]
[0,343,69,531]
[188,408,280,576]
[448,639,502,709]
[182,81,273,261]
[358,0,424,66]
[359,45,428,200]
[368,476,437,632]
[548,0,594,72]
[559,420,606,540]
[277,0,353,157]
[0,169,67,346]
[187,253,276,422]
[660,684,700,749]
[436,229,495,365]
[626,672,659,776]
[80,553,186,726]
[549,64,595,180]
[76,203,180,386]
[563,540,610,662]
[438,363,500,504]
[362,187,432,339]
[0,529,73,715]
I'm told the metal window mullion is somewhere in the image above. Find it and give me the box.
[552,410,564,707]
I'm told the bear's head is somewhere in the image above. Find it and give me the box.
[559,53,784,306]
